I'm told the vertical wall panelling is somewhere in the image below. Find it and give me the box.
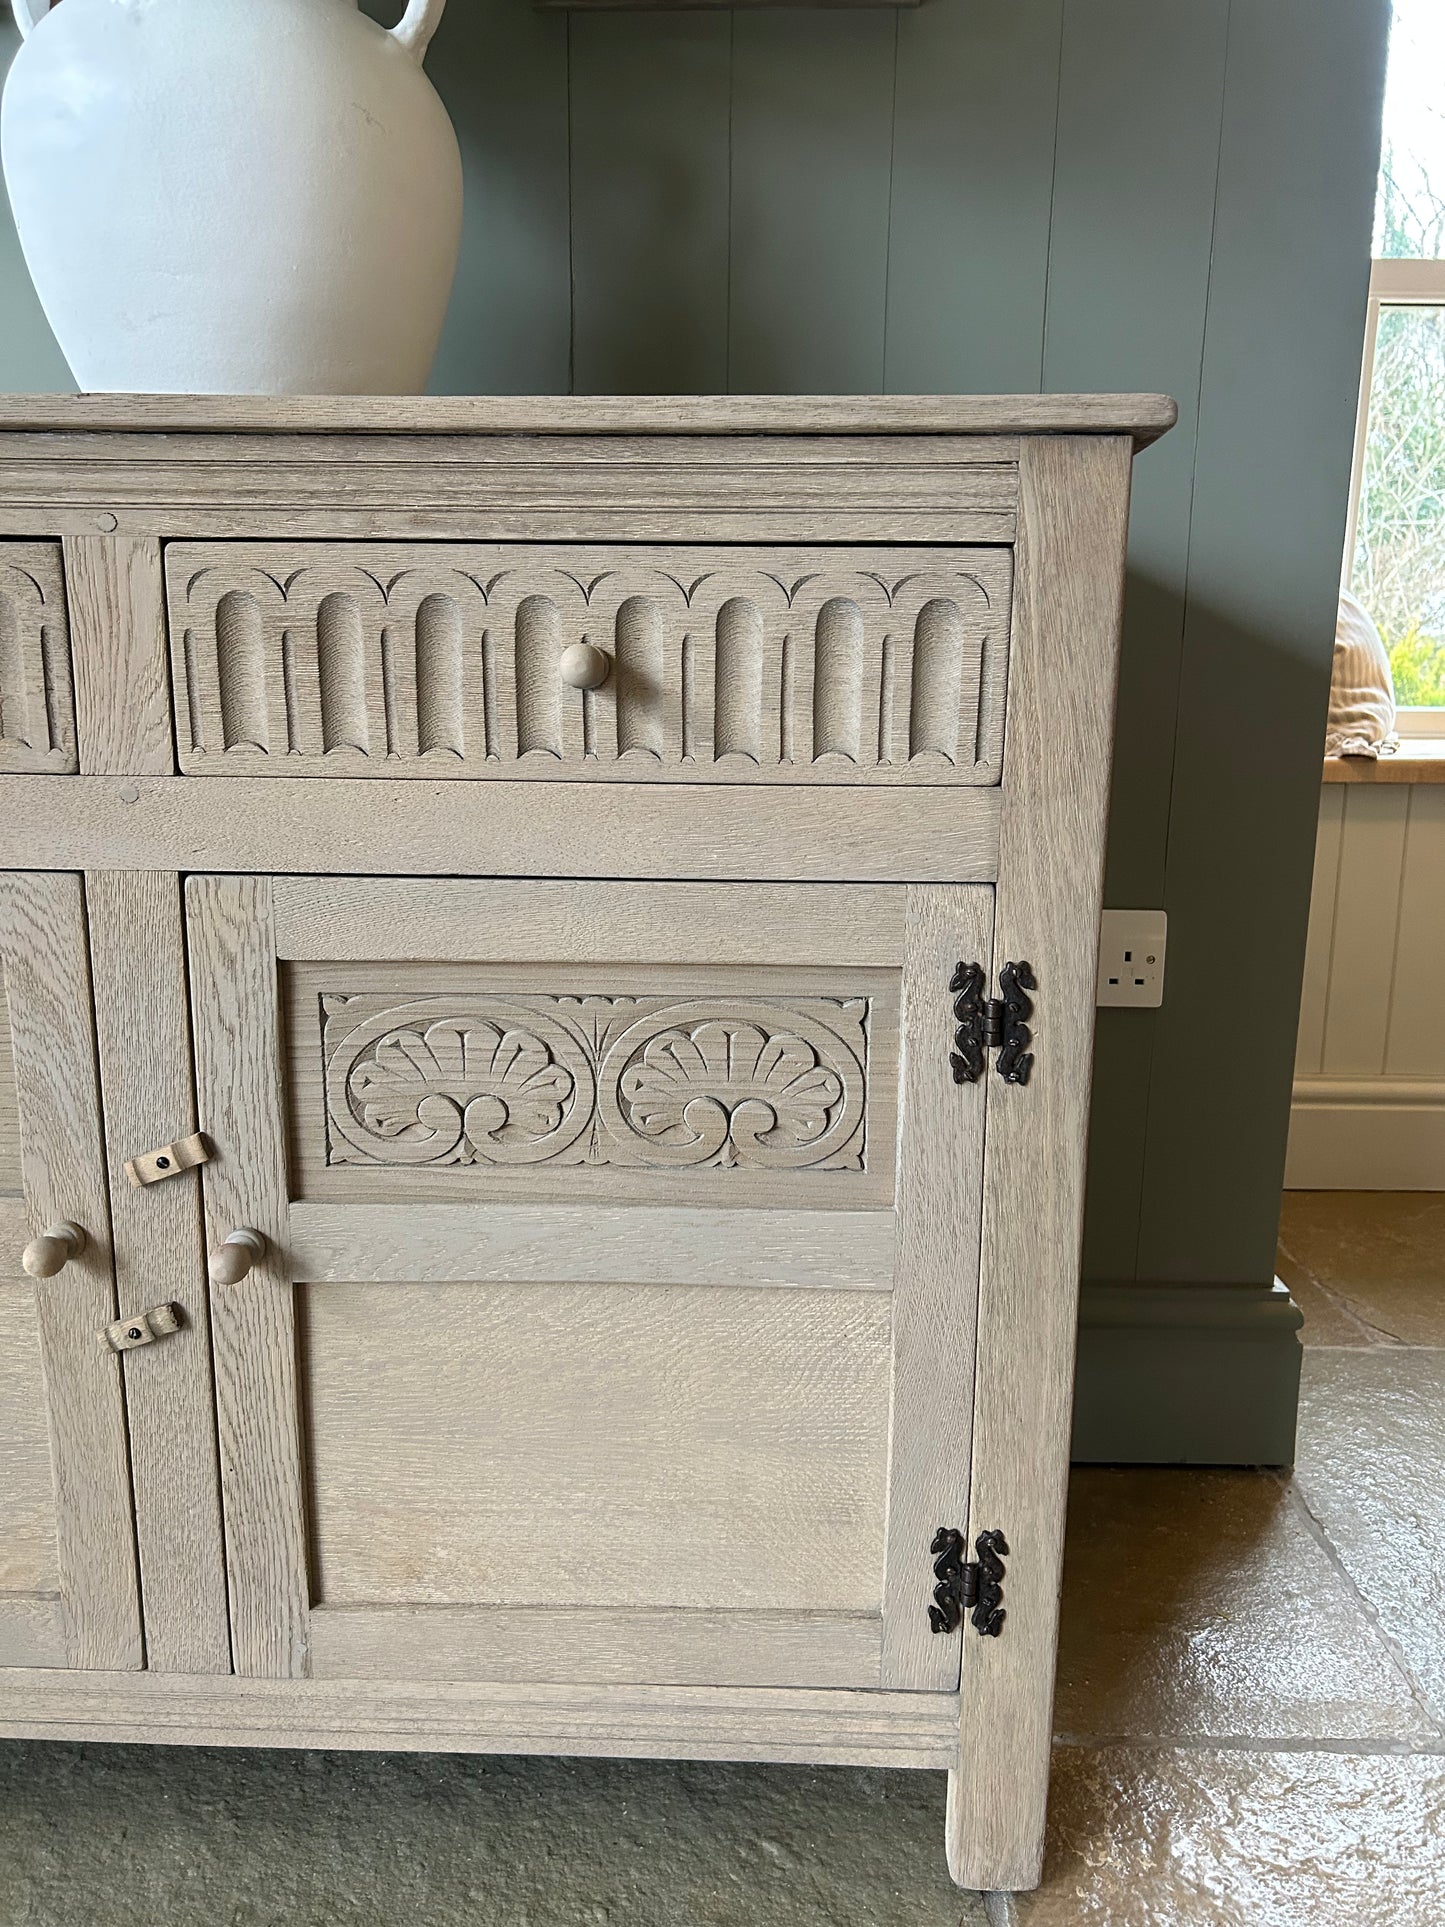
[361,1,571,395]
[728,15,897,394]
[1044,0,1230,902]
[569,15,732,396]
[1386,788,1445,1079]
[1320,787,1409,1076]
[1042,0,1230,1283]
[1136,0,1389,1283]
[1293,785,1346,1075]
[1290,784,1445,1190]
[884,0,1063,396]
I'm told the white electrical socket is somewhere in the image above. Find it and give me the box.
[1096,909,1167,1008]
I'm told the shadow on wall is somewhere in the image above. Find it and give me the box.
[0,21,72,392]
[1083,562,1336,1292]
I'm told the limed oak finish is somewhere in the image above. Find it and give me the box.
[0,393,1169,1892]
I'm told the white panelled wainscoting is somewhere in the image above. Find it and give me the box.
[1289,777,1445,1189]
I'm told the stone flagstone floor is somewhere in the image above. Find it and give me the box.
[998,1190,1445,1927]
[0,1190,1441,1927]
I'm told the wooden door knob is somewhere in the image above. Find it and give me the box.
[21,1221,87,1278]
[208,1228,266,1286]
[559,642,611,690]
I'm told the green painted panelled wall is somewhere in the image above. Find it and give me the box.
[0,3,1389,1434]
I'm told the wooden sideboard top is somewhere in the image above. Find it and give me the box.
[0,391,1179,446]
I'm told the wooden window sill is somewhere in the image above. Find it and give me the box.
[1323,739,1445,783]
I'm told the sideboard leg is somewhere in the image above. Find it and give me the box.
[944,1761,1044,1894]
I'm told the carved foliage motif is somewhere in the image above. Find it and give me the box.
[323,993,870,1174]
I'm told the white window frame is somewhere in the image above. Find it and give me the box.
[1345,257,1445,734]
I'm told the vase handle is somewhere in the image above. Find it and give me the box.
[12,0,53,41]
[390,0,446,63]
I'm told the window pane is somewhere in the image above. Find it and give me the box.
[1375,0,1445,259]
[1351,305,1445,706]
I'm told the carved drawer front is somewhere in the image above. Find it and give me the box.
[0,543,77,773]
[164,541,1011,785]
[187,875,992,1694]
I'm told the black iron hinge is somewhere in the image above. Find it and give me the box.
[949,961,1036,1086]
[928,1527,1010,1638]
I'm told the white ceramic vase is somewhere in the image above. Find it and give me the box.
[1,0,462,394]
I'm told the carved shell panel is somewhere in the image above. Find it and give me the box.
[165,541,1011,784]
[319,992,872,1179]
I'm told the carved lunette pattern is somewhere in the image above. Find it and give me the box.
[165,542,1010,784]
[0,542,77,773]
[321,993,870,1174]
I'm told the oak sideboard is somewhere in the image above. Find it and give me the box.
[0,392,1173,1891]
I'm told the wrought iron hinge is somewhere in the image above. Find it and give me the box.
[949,961,1036,1086]
[928,1526,1010,1638]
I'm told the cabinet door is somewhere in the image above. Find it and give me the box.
[188,875,990,1690]
[0,874,142,1670]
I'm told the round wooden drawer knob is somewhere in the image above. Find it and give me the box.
[21,1220,87,1278]
[559,642,611,690]
[208,1227,266,1287]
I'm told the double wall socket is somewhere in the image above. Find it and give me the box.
[1096,909,1167,1008]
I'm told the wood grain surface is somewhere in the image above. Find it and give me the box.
[273,877,906,963]
[300,1279,890,1616]
[288,1203,896,1290]
[0,1596,66,1670]
[0,872,142,1670]
[0,1667,960,1768]
[0,1266,58,1600]
[86,872,229,1674]
[946,435,1133,1890]
[164,539,1011,785]
[0,978,23,1198]
[64,537,174,775]
[282,952,897,1208]
[0,402,1151,1883]
[0,541,77,774]
[879,886,991,1691]
[0,775,1001,885]
[306,1604,882,1689]
[185,875,308,1678]
[0,392,1178,441]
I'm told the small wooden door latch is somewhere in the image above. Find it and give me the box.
[124,1131,211,1189]
[102,1303,182,1353]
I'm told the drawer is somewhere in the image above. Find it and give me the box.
[0,544,77,774]
[165,540,1011,785]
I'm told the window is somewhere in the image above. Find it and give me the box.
[1346,0,1445,733]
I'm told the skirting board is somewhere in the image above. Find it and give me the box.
[1285,1076,1445,1190]
[1071,1280,1303,1466]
